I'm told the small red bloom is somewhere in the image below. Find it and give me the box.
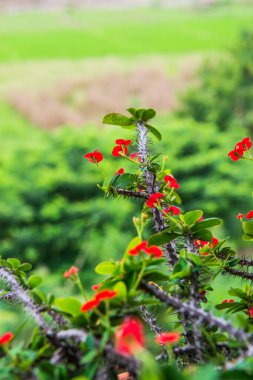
[115,168,125,175]
[246,210,253,220]
[163,205,180,216]
[92,283,102,291]
[235,137,252,151]
[164,175,180,189]
[112,145,128,157]
[211,237,219,247]
[146,245,163,258]
[249,306,253,318]
[81,298,99,312]
[146,192,164,208]
[197,215,204,222]
[129,241,148,256]
[95,289,118,302]
[0,332,13,346]
[237,213,244,220]
[222,299,234,304]
[228,148,244,161]
[115,139,131,146]
[155,332,180,346]
[129,153,141,162]
[194,239,208,247]
[64,266,79,278]
[84,150,103,164]
[115,317,145,355]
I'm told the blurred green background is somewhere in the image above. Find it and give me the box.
[0,0,253,329]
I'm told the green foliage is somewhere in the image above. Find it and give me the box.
[178,30,253,131]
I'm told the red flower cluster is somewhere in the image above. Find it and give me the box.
[64,266,79,278]
[155,332,180,346]
[115,317,145,355]
[81,289,117,312]
[228,137,252,161]
[84,150,103,164]
[237,211,253,220]
[129,241,163,258]
[0,332,13,346]
[163,205,180,216]
[146,192,164,208]
[115,168,125,175]
[222,299,234,304]
[164,175,180,189]
[112,139,132,157]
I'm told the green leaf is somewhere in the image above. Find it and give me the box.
[193,229,213,241]
[112,173,137,189]
[145,124,162,141]
[103,113,133,127]
[183,210,203,226]
[215,302,241,310]
[27,275,42,289]
[95,261,116,275]
[53,297,82,316]
[242,233,253,241]
[18,263,32,272]
[191,218,223,232]
[148,231,179,246]
[242,220,253,236]
[7,258,21,269]
[113,281,127,301]
[127,108,137,117]
[142,109,156,121]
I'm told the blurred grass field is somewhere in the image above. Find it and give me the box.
[0,5,253,60]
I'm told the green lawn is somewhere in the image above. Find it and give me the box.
[0,5,253,61]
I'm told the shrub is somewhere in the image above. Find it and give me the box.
[0,108,253,379]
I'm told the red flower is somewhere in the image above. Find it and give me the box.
[115,139,131,146]
[146,245,163,258]
[222,299,234,304]
[129,241,148,256]
[84,150,103,164]
[115,168,125,175]
[211,237,219,247]
[115,317,145,355]
[228,137,252,161]
[64,266,79,278]
[228,149,244,161]
[92,283,102,291]
[146,192,164,208]
[0,332,13,346]
[112,145,128,157]
[249,306,253,318]
[81,298,99,312]
[246,210,253,220]
[197,215,204,222]
[81,289,117,313]
[194,239,208,247]
[129,153,141,162]
[129,241,163,258]
[163,205,180,216]
[237,213,244,220]
[155,332,180,346]
[112,140,132,157]
[235,137,252,151]
[95,289,118,302]
[164,175,180,189]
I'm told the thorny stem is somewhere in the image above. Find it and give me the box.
[141,280,253,345]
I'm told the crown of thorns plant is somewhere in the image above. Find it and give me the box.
[0,108,253,379]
